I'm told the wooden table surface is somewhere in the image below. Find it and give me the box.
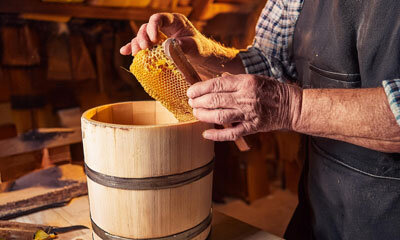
[11,195,282,240]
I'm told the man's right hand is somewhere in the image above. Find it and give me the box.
[120,13,207,64]
[119,13,244,77]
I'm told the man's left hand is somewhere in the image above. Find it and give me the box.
[187,73,302,141]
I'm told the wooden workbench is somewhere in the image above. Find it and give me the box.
[12,195,282,240]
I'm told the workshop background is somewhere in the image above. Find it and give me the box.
[0,0,303,237]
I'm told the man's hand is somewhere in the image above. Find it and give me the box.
[120,13,214,64]
[187,73,303,141]
[119,13,244,76]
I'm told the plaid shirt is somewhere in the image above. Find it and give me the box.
[239,0,400,126]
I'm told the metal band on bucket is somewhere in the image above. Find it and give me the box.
[85,159,214,190]
[91,213,212,240]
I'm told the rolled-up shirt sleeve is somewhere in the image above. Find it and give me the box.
[383,79,400,126]
[239,47,272,76]
[238,0,303,82]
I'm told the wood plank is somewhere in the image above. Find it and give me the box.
[0,128,81,158]
[13,196,92,240]
[0,0,192,21]
[0,164,87,220]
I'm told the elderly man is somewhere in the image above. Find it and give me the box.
[120,0,400,239]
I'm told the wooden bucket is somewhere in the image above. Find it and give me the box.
[81,101,214,240]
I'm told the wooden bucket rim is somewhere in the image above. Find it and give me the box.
[81,101,199,129]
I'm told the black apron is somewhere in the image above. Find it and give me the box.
[285,0,400,239]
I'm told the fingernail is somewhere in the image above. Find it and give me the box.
[202,131,210,139]
[188,98,193,107]
[148,34,156,42]
[187,88,194,98]
[192,108,197,115]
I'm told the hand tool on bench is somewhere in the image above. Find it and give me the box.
[0,220,88,240]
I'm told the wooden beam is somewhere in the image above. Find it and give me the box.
[0,128,81,158]
[199,2,255,20]
[190,0,213,21]
[0,0,192,21]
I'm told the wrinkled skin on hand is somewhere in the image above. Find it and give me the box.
[120,13,216,65]
[187,73,303,141]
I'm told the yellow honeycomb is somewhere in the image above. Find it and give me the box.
[130,44,195,122]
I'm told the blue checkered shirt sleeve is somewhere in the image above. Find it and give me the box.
[383,80,400,126]
[239,0,303,82]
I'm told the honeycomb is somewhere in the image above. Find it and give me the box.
[130,44,195,122]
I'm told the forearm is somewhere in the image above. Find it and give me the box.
[292,87,400,152]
